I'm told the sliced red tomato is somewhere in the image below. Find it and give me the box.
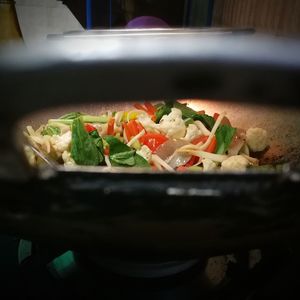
[191,135,217,153]
[140,133,168,152]
[107,118,115,135]
[85,123,97,133]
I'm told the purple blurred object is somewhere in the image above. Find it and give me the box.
[126,16,169,29]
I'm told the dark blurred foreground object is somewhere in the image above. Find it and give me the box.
[2,235,300,299]
[0,0,23,43]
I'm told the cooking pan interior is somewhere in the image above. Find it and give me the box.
[17,99,300,170]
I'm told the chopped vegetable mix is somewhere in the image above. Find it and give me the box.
[25,100,270,172]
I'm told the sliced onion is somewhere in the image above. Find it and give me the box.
[156,139,189,160]
[167,153,191,168]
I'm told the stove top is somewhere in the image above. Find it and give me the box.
[0,235,299,300]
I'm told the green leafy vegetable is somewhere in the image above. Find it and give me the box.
[215,124,236,154]
[135,154,150,167]
[71,117,102,166]
[155,102,172,123]
[105,136,150,167]
[105,136,132,155]
[88,129,104,162]
[194,114,215,130]
[41,126,61,136]
[110,150,136,166]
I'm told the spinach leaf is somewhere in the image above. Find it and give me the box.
[215,124,236,154]
[59,112,83,120]
[135,154,150,167]
[105,136,135,166]
[155,102,172,123]
[105,135,132,155]
[194,114,215,130]
[71,118,101,165]
[105,136,150,168]
[110,150,136,166]
[41,126,61,136]
[173,101,215,130]
[88,129,104,163]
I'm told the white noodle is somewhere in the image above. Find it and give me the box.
[104,155,112,168]
[126,129,145,147]
[198,112,226,150]
[151,154,175,172]
[26,126,36,136]
[178,149,228,163]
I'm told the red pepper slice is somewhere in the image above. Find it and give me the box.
[107,118,115,135]
[104,147,110,156]
[123,122,133,141]
[144,102,156,115]
[123,120,144,141]
[127,120,139,137]
[85,123,97,133]
[134,103,147,112]
[140,133,168,152]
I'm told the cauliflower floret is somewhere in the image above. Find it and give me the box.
[221,155,249,171]
[136,145,152,162]
[246,127,268,152]
[159,108,186,139]
[202,158,217,171]
[50,131,71,155]
[184,124,201,142]
[138,115,159,133]
[62,150,75,166]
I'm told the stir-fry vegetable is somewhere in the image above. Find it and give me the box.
[25,100,269,172]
